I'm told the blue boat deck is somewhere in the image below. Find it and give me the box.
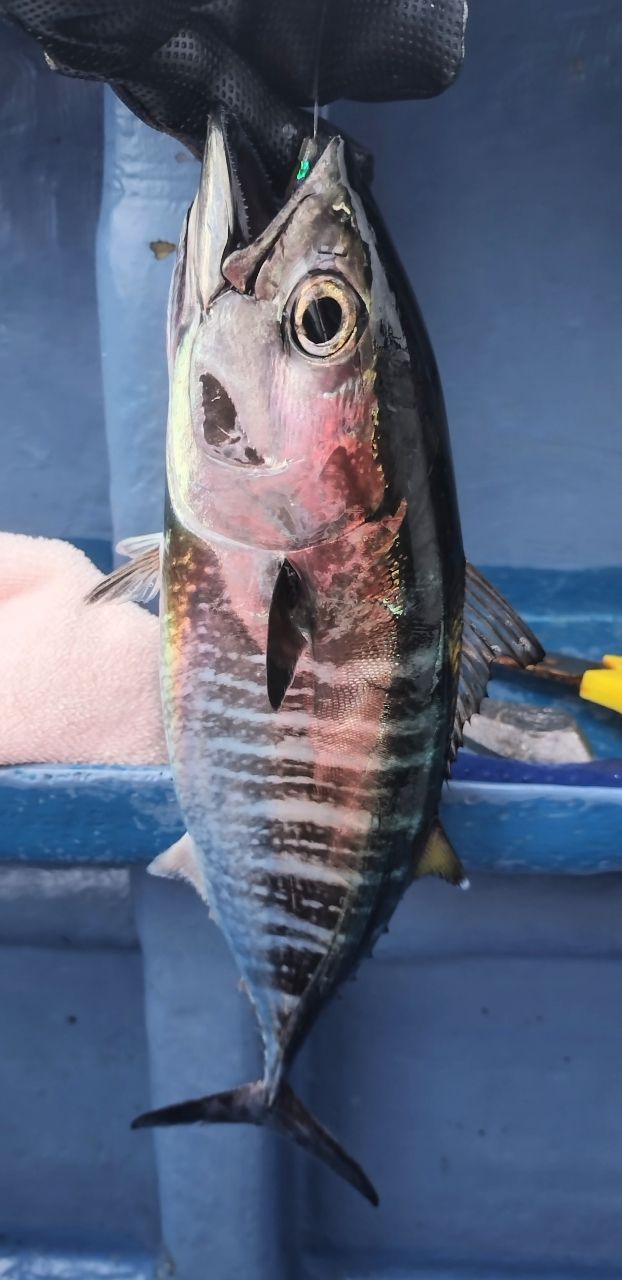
[1,559,621,1278]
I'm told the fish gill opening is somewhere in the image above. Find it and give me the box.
[200,371,264,466]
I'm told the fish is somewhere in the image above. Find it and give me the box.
[89,113,543,1206]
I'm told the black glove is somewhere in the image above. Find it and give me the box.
[0,1,467,192]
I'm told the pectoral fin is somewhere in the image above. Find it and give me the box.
[266,560,313,711]
[450,563,544,763]
[415,820,469,889]
[86,533,162,605]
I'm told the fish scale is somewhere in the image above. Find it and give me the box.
[162,530,355,994]
[161,505,442,1072]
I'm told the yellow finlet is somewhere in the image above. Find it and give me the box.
[415,821,469,889]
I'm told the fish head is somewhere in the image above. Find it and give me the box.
[166,114,399,553]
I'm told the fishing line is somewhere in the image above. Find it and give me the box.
[312,0,329,140]
[306,0,331,342]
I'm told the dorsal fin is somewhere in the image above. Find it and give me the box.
[266,559,313,711]
[450,563,544,764]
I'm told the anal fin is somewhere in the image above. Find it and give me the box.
[414,820,469,889]
[148,833,209,904]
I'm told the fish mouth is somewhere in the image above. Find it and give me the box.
[213,109,342,261]
[216,110,280,249]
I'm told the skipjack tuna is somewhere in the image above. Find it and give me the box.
[91,114,543,1205]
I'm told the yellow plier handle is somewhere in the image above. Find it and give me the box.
[580,655,622,715]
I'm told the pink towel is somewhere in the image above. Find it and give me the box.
[0,533,167,766]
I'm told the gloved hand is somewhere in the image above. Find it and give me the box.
[0,0,467,192]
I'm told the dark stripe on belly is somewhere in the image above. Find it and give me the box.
[264,942,324,998]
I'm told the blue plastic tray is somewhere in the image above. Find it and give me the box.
[1,564,621,874]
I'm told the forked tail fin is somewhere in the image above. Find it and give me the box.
[132,1080,378,1206]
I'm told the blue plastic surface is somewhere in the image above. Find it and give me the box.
[132,865,622,1279]
[2,5,622,1278]
[3,762,622,878]
[0,27,111,543]
[3,559,620,874]
[337,0,622,571]
[96,94,198,547]
[0,1250,158,1280]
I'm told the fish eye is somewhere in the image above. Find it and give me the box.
[288,274,363,359]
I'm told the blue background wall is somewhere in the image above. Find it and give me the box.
[0,27,111,541]
[2,3,621,562]
[1,5,622,1279]
[337,0,622,568]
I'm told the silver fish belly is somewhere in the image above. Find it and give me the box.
[160,499,447,1087]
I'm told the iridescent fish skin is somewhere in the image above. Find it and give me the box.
[163,124,461,1068]
[127,117,539,1203]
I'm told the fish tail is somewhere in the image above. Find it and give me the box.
[132,1080,378,1206]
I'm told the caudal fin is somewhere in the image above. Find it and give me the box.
[132,1080,378,1206]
